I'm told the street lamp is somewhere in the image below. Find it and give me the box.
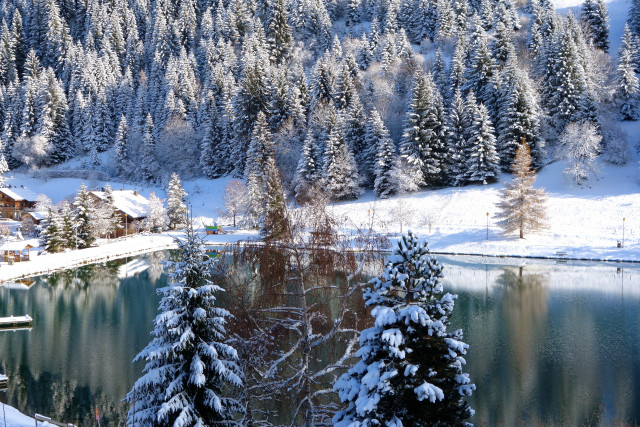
[486,212,489,240]
[623,218,625,248]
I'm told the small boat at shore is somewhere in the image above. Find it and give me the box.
[0,314,32,329]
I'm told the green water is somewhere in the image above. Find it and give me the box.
[1,252,639,425]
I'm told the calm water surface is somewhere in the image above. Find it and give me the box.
[0,252,639,426]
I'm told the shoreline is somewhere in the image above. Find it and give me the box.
[1,230,638,284]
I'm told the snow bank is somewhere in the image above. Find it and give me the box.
[0,403,34,427]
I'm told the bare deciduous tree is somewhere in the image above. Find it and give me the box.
[224,179,248,227]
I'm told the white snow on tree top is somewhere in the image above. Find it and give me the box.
[0,187,39,202]
[91,190,150,219]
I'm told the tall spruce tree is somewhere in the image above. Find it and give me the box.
[367,110,396,198]
[323,114,360,201]
[463,103,500,184]
[125,221,243,426]
[618,25,640,120]
[400,72,447,187]
[334,231,475,426]
[244,112,275,227]
[72,183,96,249]
[582,0,609,52]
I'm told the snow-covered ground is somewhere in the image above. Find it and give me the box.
[0,403,34,427]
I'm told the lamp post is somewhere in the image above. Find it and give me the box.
[486,212,489,240]
[623,218,625,248]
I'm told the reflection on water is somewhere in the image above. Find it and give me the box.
[0,252,170,426]
[0,253,639,425]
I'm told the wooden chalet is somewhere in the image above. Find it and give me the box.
[90,189,150,237]
[0,187,38,220]
[22,211,48,226]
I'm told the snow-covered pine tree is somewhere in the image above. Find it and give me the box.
[114,115,130,177]
[582,0,609,52]
[323,114,361,201]
[244,112,275,227]
[266,0,292,63]
[334,231,475,426]
[497,54,546,169]
[294,129,321,202]
[618,24,640,120]
[72,183,96,249]
[125,220,243,426]
[496,139,548,238]
[0,154,8,187]
[365,110,396,198]
[166,172,187,230]
[102,184,121,238]
[40,207,63,253]
[343,95,369,183]
[463,28,497,109]
[59,201,75,249]
[445,88,468,186]
[141,113,158,182]
[401,71,447,187]
[464,103,500,184]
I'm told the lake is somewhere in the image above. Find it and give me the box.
[0,251,639,425]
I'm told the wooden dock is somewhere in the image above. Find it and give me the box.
[0,314,32,329]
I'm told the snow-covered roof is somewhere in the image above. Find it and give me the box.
[0,187,38,202]
[25,211,48,221]
[91,190,149,219]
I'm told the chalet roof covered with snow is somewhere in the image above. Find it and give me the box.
[91,190,149,219]
[0,187,39,202]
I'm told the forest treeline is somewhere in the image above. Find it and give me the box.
[0,0,637,198]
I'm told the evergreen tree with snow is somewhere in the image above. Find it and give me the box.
[400,72,447,187]
[323,115,361,200]
[334,231,475,426]
[0,154,8,187]
[497,55,546,169]
[617,25,640,120]
[582,0,609,52]
[445,89,468,186]
[114,115,130,177]
[125,220,243,426]
[266,0,292,63]
[294,129,321,202]
[244,112,275,227]
[102,184,121,238]
[141,113,158,182]
[72,183,96,249]
[166,172,187,230]
[368,110,396,199]
[40,207,63,253]
[496,139,548,239]
[59,201,75,249]
[463,103,500,184]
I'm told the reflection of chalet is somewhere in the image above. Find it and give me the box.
[0,187,38,220]
[90,189,150,237]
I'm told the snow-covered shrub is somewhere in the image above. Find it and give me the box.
[558,122,602,185]
[599,117,631,165]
